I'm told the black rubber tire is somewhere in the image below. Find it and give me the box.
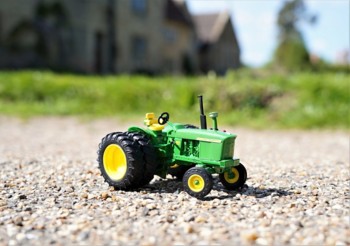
[219,163,247,190]
[127,132,158,186]
[168,165,195,180]
[97,132,145,190]
[183,167,213,198]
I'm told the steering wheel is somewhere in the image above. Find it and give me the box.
[158,112,170,125]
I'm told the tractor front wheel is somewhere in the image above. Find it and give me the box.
[183,167,213,198]
[219,163,247,190]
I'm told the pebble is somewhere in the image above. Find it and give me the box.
[18,194,27,200]
[241,230,258,242]
[100,192,109,200]
[184,224,195,234]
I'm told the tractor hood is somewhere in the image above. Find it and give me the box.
[165,124,236,143]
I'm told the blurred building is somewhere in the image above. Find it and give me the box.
[0,0,240,74]
[193,11,240,74]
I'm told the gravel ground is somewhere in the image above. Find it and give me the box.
[0,117,349,246]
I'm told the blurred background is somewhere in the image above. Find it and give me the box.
[0,0,349,129]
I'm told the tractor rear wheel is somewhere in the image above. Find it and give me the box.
[183,167,213,198]
[97,132,145,190]
[127,132,158,186]
[219,163,247,190]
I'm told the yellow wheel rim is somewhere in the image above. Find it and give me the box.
[188,174,205,192]
[103,144,127,181]
[224,167,239,184]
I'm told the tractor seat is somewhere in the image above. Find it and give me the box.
[144,113,165,131]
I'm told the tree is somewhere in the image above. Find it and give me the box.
[273,0,316,70]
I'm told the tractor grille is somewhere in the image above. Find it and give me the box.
[222,138,235,159]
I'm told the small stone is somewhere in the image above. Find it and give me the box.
[184,213,195,222]
[73,203,83,209]
[13,216,23,226]
[65,187,74,193]
[231,207,239,214]
[101,192,109,200]
[289,203,296,208]
[34,223,45,230]
[16,233,26,241]
[141,236,156,246]
[81,193,88,199]
[77,231,90,241]
[0,200,7,207]
[166,215,175,223]
[146,203,157,210]
[111,195,119,202]
[18,194,27,200]
[142,207,149,216]
[148,210,159,216]
[195,215,207,223]
[256,237,269,245]
[17,202,24,209]
[256,211,266,218]
[184,224,194,233]
[241,231,258,243]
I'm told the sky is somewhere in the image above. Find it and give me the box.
[187,0,350,67]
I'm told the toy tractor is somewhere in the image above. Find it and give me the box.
[97,96,247,198]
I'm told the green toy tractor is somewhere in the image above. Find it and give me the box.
[97,96,247,198]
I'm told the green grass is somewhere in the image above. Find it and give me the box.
[0,70,349,129]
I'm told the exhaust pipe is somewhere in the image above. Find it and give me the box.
[198,95,207,129]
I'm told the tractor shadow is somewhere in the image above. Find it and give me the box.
[204,183,293,201]
[140,178,293,201]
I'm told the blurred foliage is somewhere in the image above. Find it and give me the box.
[0,69,349,129]
[274,39,310,70]
[273,0,316,70]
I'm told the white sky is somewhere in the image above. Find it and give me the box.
[187,0,350,67]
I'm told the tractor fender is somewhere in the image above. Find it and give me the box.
[127,126,157,138]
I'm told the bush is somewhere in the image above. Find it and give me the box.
[0,70,348,129]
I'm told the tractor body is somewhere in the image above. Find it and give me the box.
[98,96,247,198]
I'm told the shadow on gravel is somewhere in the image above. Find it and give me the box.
[201,186,293,201]
[139,178,293,201]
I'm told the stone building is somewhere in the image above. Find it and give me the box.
[0,0,240,74]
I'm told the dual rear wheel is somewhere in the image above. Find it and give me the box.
[97,132,158,190]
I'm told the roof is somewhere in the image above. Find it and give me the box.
[165,0,193,27]
[192,11,230,43]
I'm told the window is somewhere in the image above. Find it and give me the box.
[163,28,177,43]
[132,36,147,61]
[94,32,104,73]
[131,0,147,15]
